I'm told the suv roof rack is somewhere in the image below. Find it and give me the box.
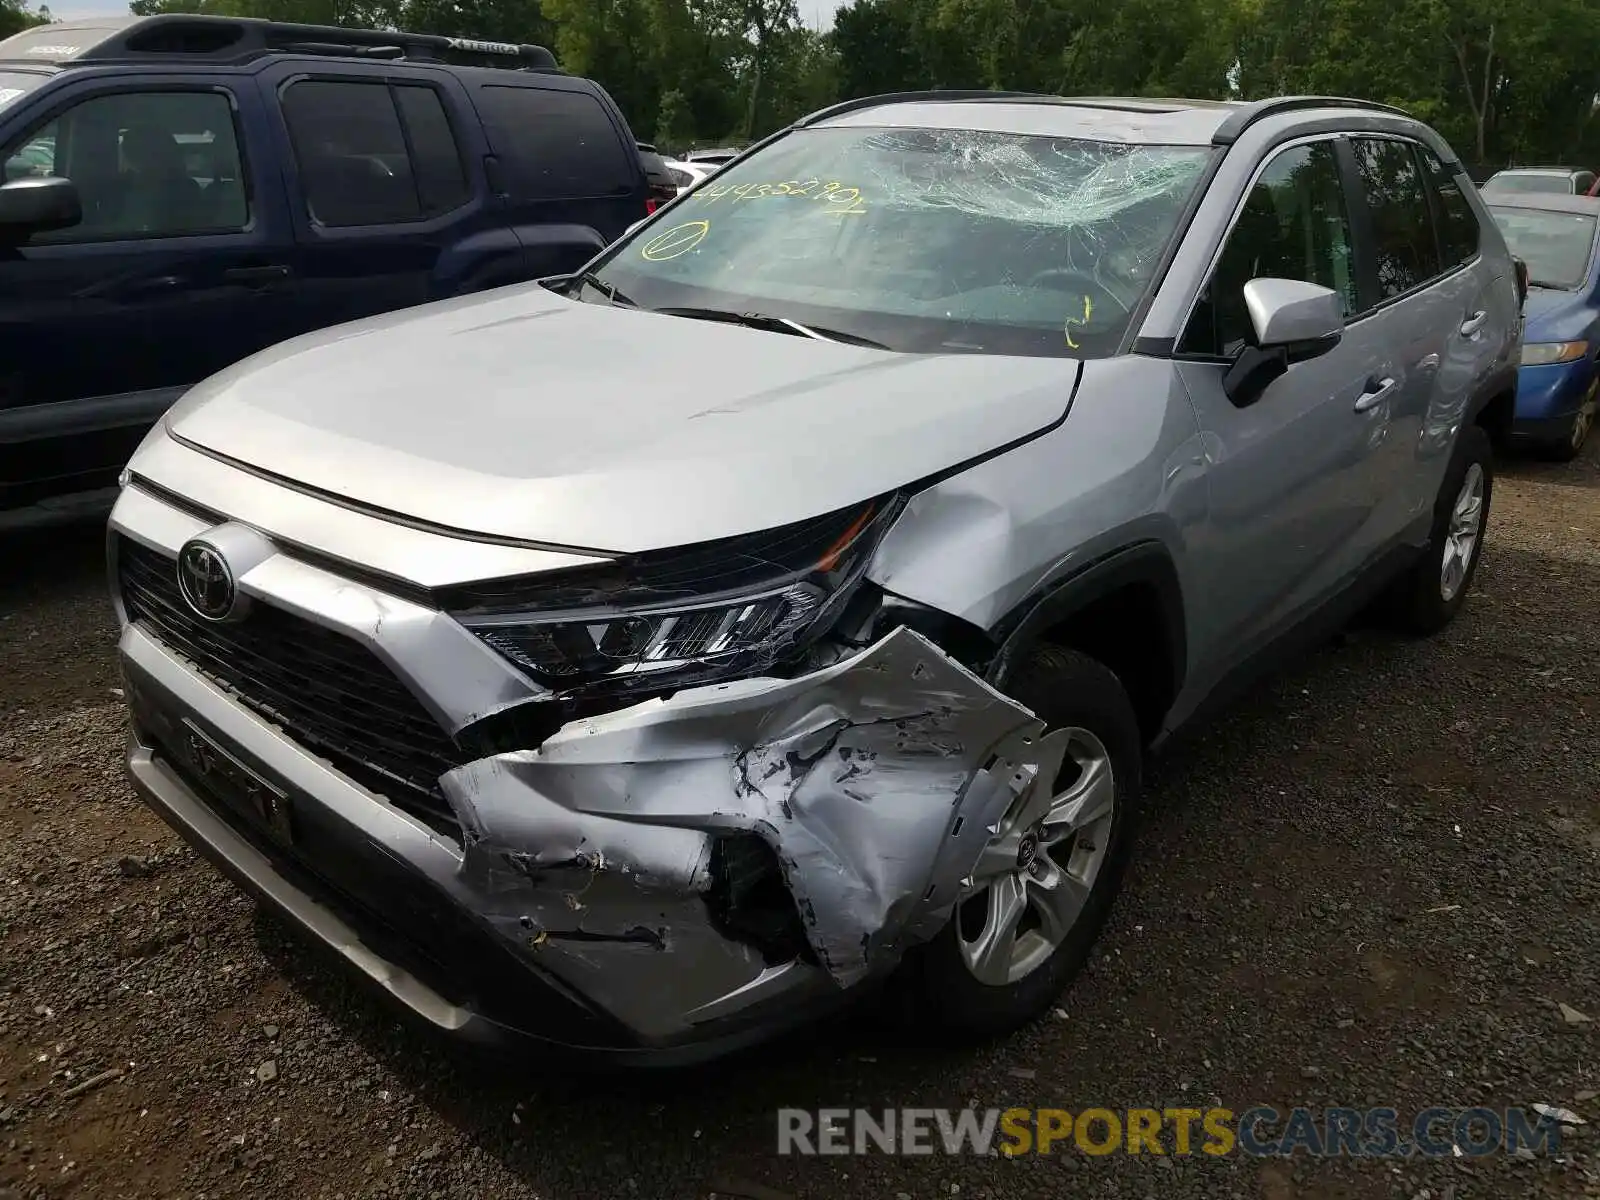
[797,90,1241,128]
[1210,96,1412,144]
[0,14,559,71]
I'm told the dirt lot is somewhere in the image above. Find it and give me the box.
[1,443,1598,1200]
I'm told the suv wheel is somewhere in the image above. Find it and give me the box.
[900,645,1141,1040]
[1385,423,1493,635]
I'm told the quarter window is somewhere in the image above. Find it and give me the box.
[281,79,469,227]
[1,89,247,241]
[1351,137,1442,299]
[1180,141,1357,357]
[474,85,634,199]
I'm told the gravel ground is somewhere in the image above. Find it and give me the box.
[1,442,1598,1200]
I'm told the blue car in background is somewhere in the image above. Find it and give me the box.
[1487,192,1600,459]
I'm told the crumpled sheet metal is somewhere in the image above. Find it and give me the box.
[441,627,1051,987]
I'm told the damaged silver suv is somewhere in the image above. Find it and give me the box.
[110,93,1519,1064]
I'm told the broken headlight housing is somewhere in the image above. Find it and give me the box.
[449,497,900,700]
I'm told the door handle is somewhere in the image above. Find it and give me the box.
[1459,310,1488,337]
[1354,377,1397,412]
[223,264,292,285]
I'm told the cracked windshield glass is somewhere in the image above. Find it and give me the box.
[593,126,1211,357]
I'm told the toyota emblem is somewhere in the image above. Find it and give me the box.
[177,540,237,621]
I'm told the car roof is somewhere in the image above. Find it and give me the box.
[1490,167,1585,176]
[801,92,1420,148]
[1483,192,1600,215]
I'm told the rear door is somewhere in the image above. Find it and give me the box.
[0,72,294,510]
[1174,136,1394,674]
[260,61,522,336]
[1345,136,1485,544]
[467,78,647,276]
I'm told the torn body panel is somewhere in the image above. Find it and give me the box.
[441,627,1050,1003]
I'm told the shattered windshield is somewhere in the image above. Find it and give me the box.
[590,126,1213,357]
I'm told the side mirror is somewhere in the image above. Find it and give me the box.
[1512,256,1530,310]
[0,176,81,239]
[1245,277,1344,350]
[1224,279,1345,409]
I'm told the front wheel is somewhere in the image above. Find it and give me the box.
[899,645,1142,1040]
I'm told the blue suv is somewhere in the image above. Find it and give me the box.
[0,15,651,527]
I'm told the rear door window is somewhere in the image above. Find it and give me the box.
[1419,149,1479,269]
[1350,137,1443,300]
[474,84,634,199]
[281,78,469,227]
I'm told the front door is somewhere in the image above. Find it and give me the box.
[1174,136,1394,686]
[0,76,295,509]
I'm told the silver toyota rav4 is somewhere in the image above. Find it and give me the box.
[110,93,1520,1064]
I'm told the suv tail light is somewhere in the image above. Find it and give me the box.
[645,197,659,215]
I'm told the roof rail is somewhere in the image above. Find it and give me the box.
[796,90,1235,128]
[796,89,1048,126]
[0,14,558,71]
[1211,96,1412,144]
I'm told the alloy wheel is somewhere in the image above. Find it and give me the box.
[956,727,1116,986]
[1440,462,1486,603]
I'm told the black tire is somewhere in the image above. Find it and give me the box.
[1383,422,1493,636]
[896,644,1142,1041]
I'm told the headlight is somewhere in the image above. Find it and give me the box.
[451,498,899,699]
[1522,340,1589,365]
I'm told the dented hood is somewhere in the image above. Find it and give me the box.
[163,285,1080,553]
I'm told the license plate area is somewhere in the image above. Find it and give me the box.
[174,717,295,848]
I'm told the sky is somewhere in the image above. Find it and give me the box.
[51,0,848,26]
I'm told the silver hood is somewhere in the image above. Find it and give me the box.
[165,284,1081,552]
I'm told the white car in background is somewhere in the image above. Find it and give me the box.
[663,157,718,195]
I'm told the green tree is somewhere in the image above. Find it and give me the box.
[0,0,50,39]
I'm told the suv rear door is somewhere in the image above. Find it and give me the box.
[467,77,647,276]
[1346,136,1501,543]
[260,60,523,336]
[0,71,294,512]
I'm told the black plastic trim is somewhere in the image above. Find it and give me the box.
[985,540,1188,705]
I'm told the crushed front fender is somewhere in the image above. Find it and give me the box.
[441,627,1059,996]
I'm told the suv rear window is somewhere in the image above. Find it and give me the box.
[474,85,634,198]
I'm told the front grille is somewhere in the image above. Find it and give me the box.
[117,536,466,833]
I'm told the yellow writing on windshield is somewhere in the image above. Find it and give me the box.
[1064,295,1094,350]
[692,179,867,215]
[640,220,710,261]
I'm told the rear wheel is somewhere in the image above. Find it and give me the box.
[1384,423,1493,635]
[902,645,1141,1040]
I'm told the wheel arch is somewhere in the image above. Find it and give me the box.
[985,541,1188,745]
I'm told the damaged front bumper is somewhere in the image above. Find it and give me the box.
[111,488,1053,1062]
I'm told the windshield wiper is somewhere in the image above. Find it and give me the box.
[1528,278,1569,290]
[572,271,636,307]
[652,306,890,349]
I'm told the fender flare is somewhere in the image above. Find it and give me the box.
[985,541,1189,710]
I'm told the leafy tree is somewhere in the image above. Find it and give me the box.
[0,0,50,39]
